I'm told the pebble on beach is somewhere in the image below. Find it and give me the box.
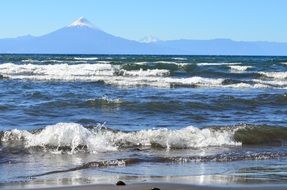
[116,181,126,186]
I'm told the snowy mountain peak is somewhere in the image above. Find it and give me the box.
[139,35,160,43]
[67,17,94,28]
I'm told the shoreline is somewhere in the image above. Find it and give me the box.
[4,183,287,190]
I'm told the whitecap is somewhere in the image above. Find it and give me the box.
[197,62,241,66]
[122,69,170,77]
[0,63,118,77]
[2,123,116,153]
[253,79,287,87]
[1,123,242,154]
[259,72,287,79]
[172,57,188,60]
[0,63,224,88]
[229,65,252,72]
[134,61,188,67]
[74,57,99,60]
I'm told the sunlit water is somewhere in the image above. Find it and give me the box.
[0,55,287,188]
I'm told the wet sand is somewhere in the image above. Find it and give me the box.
[7,183,287,190]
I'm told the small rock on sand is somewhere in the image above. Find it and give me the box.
[116,181,126,186]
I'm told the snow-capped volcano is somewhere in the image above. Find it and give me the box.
[1,17,286,55]
[140,35,160,43]
[67,17,94,28]
[0,17,163,54]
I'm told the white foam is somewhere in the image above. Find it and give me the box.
[172,57,188,60]
[0,63,118,77]
[0,63,224,88]
[111,125,241,149]
[155,61,181,64]
[1,123,242,153]
[165,77,224,87]
[134,61,188,67]
[22,59,87,64]
[101,76,224,88]
[225,83,253,88]
[229,65,252,72]
[253,79,287,87]
[155,61,189,66]
[1,63,284,89]
[2,123,116,153]
[21,59,38,63]
[197,62,241,66]
[134,62,150,65]
[96,61,111,64]
[259,72,287,79]
[74,57,99,61]
[123,69,170,77]
[223,82,268,89]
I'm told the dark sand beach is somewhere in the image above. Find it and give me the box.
[6,183,287,190]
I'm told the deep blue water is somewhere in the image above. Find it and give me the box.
[0,55,287,187]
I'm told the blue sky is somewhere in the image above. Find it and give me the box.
[0,0,286,42]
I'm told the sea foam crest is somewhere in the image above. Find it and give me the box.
[1,63,286,89]
[1,123,242,153]
[229,65,252,72]
[110,125,241,149]
[172,57,188,60]
[166,77,224,87]
[252,79,287,87]
[197,62,241,66]
[2,123,116,153]
[74,57,99,60]
[134,61,188,67]
[0,63,224,88]
[0,63,118,77]
[122,69,170,77]
[260,72,287,79]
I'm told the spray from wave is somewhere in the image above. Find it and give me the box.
[1,123,243,154]
[2,122,287,155]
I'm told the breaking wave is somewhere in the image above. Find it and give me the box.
[0,63,287,88]
[259,72,287,79]
[122,68,170,77]
[1,123,287,154]
[132,61,189,68]
[0,63,224,88]
[229,65,253,72]
[197,62,241,66]
[73,57,99,60]
[0,63,118,76]
[1,123,241,154]
[172,57,188,60]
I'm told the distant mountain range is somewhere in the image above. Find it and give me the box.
[1,17,287,55]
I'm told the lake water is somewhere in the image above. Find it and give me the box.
[0,55,287,188]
